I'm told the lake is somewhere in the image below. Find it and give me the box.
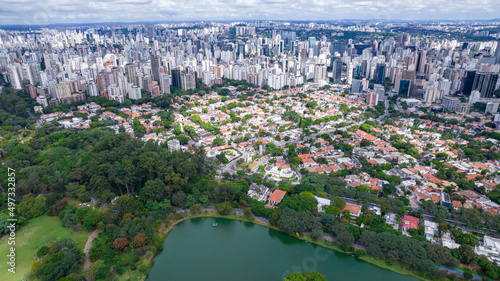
[147,217,418,281]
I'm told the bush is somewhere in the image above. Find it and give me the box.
[36,246,50,258]
[354,249,367,258]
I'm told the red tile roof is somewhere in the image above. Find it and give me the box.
[268,189,287,204]
[403,215,419,229]
[341,203,361,215]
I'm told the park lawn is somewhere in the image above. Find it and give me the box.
[0,215,91,281]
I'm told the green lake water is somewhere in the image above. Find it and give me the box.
[147,217,418,281]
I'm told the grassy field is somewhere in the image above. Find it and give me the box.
[0,215,91,281]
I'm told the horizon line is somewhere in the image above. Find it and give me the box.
[1,18,500,28]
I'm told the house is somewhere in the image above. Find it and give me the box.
[452,200,463,210]
[440,192,452,208]
[384,213,399,230]
[341,203,361,217]
[423,220,439,240]
[442,232,461,249]
[402,215,419,231]
[267,189,287,206]
[475,236,500,264]
[314,196,331,212]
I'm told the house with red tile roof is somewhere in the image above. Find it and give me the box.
[403,215,419,231]
[268,190,287,206]
[452,200,462,209]
[341,203,361,217]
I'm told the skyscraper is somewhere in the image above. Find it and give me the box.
[160,74,171,94]
[495,45,500,65]
[151,56,161,82]
[171,69,182,89]
[181,72,196,90]
[7,65,21,89]
[332,59,342,83]
[459,70,476,96]
[415,50,426,74]
[399,79,411,96]
[313,64,327,84]
[366,91,379,106]
[308,37,316,49]
[472,72,499,98]
[29,61,42,86]
[376,63,386,84]
[125,63,136,85]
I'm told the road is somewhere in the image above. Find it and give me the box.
[422,213,498,237]
[218,151,242,175]
[251,155,271,172]
[377,99,389,121]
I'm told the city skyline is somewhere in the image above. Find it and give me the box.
[0,0,499,26]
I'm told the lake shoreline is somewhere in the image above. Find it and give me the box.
[153,211,433,281]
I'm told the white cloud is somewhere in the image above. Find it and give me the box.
[0,0,498,25]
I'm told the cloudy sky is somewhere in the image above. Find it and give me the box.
[0,0,498,25]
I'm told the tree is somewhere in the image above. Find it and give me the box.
[112,238,129,250]
[36,246,50,258]
[188,204,201,215]
[114,195,143,214]
[243,208,253,219]
[213,137,224,146]
[133,123,146,137]
[463,271,473,280]
[330,196,346,210]
[35,239,82,281]
[426,244,459,268]
[331,223,354,250]
[284,271,327,281]
[132,233,148,248]
[269,210,280,225]
[284,273,307,281]
[324,206,341,216]
[311,228,323,241]
[31,260,42,276]
[84,260,105,281]
[277,208,320,234]
[458,244,475,264]
[216,201,233,215]
[282,194,317,212]
[218,88,231,96]
[360,139,372,147]
[172,191,186,207]
[140,179,165,202]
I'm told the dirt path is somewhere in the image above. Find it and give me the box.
[83,229,100,273]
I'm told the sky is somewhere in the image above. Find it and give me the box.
[0,0,498,25]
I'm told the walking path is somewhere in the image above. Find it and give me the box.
[83,229,101,273]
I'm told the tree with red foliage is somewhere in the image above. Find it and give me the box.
[132,233,148,248]
[112,238,129,249]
